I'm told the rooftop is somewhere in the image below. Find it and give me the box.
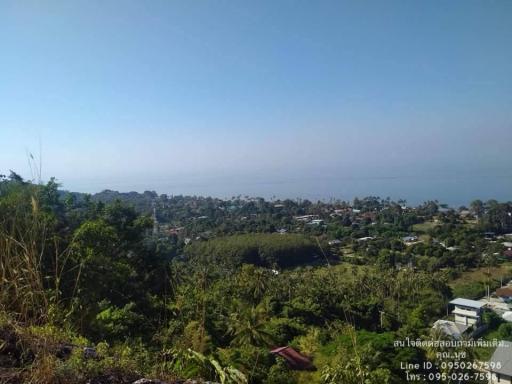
[449,298,486,309]
[489,341,512,376]
[270,346,315,371]
[496,287,512,298]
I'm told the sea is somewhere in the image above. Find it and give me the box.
[65,171,512,208]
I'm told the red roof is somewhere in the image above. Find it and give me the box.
[270,346,315,371]
[496,287,512,297]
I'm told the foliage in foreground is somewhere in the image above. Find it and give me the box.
[1,173,510,383]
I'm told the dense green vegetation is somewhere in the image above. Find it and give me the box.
[1,172,512,383]
[185,233,324,267]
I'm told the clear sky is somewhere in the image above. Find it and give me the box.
[1,0,511,203]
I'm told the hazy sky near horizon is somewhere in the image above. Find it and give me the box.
[1,0,511,200]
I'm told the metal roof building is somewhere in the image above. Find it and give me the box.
[449,298,486,309]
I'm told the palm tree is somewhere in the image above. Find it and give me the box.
[227,301,273,347]
[227,301,274,380]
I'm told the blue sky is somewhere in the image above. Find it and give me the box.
[1,0,511,201]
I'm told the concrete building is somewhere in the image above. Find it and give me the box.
[449,298,486,327]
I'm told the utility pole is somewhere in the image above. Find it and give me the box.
[152,203,159,236]
[316,237,331,268]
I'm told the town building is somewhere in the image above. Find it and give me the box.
[293,215,318,222]
[402,235,419,243]
[450,298,486,326]
[496,287,512,302]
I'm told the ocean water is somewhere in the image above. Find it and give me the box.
[66,172,512,207]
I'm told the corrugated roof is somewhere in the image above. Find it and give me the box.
[489,341,512,376]
[270,346,315,371]
[449,298,486,309]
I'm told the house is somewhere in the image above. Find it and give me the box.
[328,239,342,246]
[402,235,419,243]
[277,228,288,235]
[270,346,315,371]
[496,287,512,302]
[488,341,512,384]
[294,215,318,222]
[307,219,324,226]
[505,249,512,259]
[459,210,471,217]
[449,298,486,326]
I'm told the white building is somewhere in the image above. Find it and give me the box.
[450,298,485,326]
[503,312,512,322]
[402,235,419,243]
[294,215,318,222]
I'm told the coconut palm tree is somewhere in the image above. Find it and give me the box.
[227,300,274,380]
[227,300,273,348]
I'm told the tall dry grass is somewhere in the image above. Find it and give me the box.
[0,173,76,327]
[0,183,50,323]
